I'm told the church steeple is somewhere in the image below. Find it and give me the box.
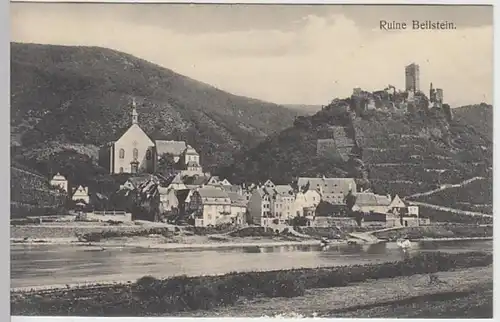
[131,98,138,125]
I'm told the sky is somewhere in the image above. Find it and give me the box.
[11,4,493,107]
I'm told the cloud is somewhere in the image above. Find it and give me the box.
[11,6,492,106]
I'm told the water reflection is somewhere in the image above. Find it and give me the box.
[11,240,492,289]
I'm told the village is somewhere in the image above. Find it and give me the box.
[40,62,443,232]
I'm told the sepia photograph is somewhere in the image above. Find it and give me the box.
[9,2,493,319]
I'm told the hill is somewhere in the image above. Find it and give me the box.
[284,104,323,115]
[217,100,493,208]
[11,42,301,171]
[452,103,492,141]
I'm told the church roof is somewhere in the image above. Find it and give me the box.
[186,161,200,167]
[155,140,187,157]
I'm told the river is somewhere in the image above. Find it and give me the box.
[10,239,492,289]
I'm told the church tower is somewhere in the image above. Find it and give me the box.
[131,98,138,125]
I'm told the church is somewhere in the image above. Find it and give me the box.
[98,99,203,175]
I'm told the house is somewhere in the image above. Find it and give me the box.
[99,99,203,175]
[221,179,232,186]
[293,190,321,218]
[388,194,406,216]
[158,187,179,214]
[247,183,296,226]
[228,192,247,226]
[50,173,68,193]
[297,177,356,204]
[188,188,232,227]
[247,187,272,226]
[352,192,391,214]
[174,189,191,221]
[179,146,203,176]
[72,185,90,204]
[270,185,296,224]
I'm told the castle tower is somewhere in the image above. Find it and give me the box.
[429,82,436,102]
[405,63,420,92]
[131,98,138,124]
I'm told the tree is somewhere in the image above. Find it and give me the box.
[292,215,308,227]
[353,211,363,227]
[157,153,177,175]
[344,190,356,215]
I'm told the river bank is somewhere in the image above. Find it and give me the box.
[169,265,492,318]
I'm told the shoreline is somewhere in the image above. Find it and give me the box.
[10,235,492,248]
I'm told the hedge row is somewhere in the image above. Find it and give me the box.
[78,227,174,242]
[11,251,492,316]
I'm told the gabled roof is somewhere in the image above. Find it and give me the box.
[115,124,155,146]
[227,192,247,207]
[221,184,242,194]
[185,145,199,155]
[197,188,230,199]
[389,194,406,208]
[51,173,67,181]
[355,192,391,206]
[297,177,356,195]
[175,189,191,203]
[183,174,210,186]
[273,185,294,196]
[155,140,187,156]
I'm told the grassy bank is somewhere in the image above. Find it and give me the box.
[373,224,492,241]
[11,251,492,316]
[330,286,492,318]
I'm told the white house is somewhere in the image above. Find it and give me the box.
[270,185,295,224]
[72,185,90,204]
[188,188,231,227]
[293,190,321,218]
[247,183,296,226]
[50,173,68,193]
[408,205,419,217]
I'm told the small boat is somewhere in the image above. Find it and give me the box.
[396,238,412,250]
[83,246,106,252]
[319,238,330,250]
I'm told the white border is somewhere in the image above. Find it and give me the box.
[6,1,497,322]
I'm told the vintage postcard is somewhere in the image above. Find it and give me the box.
[10,2,493,319]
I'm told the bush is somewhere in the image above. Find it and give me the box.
[78,228,174,242]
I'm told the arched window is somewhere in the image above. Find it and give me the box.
[119,149,125,159]
[119,167,124,173]
[146,150,152,160]
[133,148,138,159]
